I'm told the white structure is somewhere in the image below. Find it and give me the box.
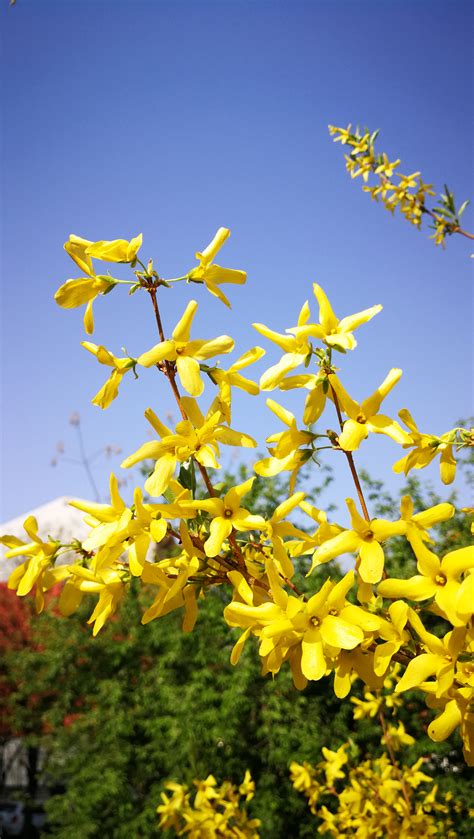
[0,497,90,581]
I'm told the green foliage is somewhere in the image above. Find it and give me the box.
[3,463,472,837]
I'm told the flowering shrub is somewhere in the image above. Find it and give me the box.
[1,130,473,826]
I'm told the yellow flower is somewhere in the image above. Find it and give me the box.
[329,369,411,451]
[225,566,377,689]
[71,475,170,577]
[84,233,143,263]
[187,227,247,307]
[82,341,136,408]
[310,497,406,583]
[393,409,458,484]
[204,346,265,423]
[287,284,382,353]
[395,608,466,698]
[378,538,474,626]
[254,399,315,492]
[253,301,313,390]
[3,516,62,612]
[399,495,455,545]
[67,564,126,635]
[121,399,256,498]
[191,477,266,557]
[279,371,329,425]
[137,300,234,397]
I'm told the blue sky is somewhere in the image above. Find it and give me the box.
[1,0,472,523]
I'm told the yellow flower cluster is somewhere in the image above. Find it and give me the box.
[2,223,473,767]
[156,771,260,838]
[291,746,457,838]
[329,124,471,247]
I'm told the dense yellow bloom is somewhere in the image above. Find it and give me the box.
[66,564,127,636]
[393,409,459,484]
[187,227,247,308]
[191,477,265,557]
[121,399,256,498]
[138,300,234,396]
[287,283,382,352]
[82,341,136,408]
[2,517,63,612]
[225,566,379,689]
[310,497,406,583]
[378,538,474,626]
[157,772,260,837]
[329,369,411,451]
[70,474,171,576]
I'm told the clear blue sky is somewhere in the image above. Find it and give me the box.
[1,0,472,522]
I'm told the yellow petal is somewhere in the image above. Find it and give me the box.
[358,540,385,584]
[361,368,402,417]
[64,235,95,276]
[83,299,95,335]
[195,227,230,264]
[172,300,198,342]
[176,355,203,396]
[301,633,326,681]
[204,517,233,557]
[144,454,177,497]
[313,284,338,332]
[338,419,368,452]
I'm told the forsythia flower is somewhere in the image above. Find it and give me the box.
[254,398,315,492]
[225,566,378,689]
[187,227,247,308]
[55,233,142,334]
[399,494,455,545]
[191,477,266,557]
[393,409,459,484]
[378,538,474,626]
[287,283,382,352]
[137,300,234,397]
[329,370,411,451]
[310,497,407,583]
[2,517,63,612]
[253,301,313,390]
[204,346,265,423]
[121,399,256,498]
[82,341,137,408]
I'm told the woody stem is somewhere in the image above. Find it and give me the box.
[147,285,244,566]
[378,710,412,812]
[329,383,371,521]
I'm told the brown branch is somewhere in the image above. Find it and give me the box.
[329,382,371,522]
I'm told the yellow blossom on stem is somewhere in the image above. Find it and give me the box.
[286,283,382,353]
[329,369,411,451]
[121,399,256,498]
[191,477,266,557]
[187,227,247,308]
[82,341,137,409]
[254,398,315,492]
[137,300,234,397]
[310,497,406,583]
[393,409,460,484]
[253,300,314,390]
[378,538,474,626]
[204,345,265,423]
